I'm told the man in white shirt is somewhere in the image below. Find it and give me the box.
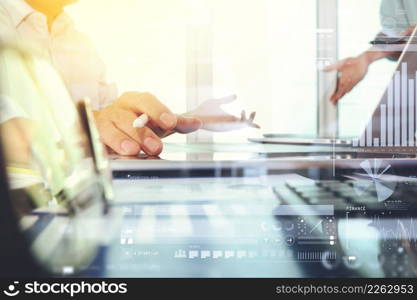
[0,0,257,156]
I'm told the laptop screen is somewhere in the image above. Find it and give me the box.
[0,44,110,275]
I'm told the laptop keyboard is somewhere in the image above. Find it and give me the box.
[273,180,417,216]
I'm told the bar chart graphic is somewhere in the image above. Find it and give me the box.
[352,62,417,148]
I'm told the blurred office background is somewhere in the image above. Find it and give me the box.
[67,0,396,142]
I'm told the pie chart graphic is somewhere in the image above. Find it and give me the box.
[352,159,397,202]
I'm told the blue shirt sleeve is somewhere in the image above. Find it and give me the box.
[380,0,411,37]
[380,0,412,37]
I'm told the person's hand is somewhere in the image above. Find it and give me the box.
[149,114,202,138]
[323,55,371,105]
[400,25,417,39]
[185,95,260,132]
[93,92,202,156]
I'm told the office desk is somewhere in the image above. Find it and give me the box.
[110,142,417,180]
[90,143,417,277]
[101,176,417,277]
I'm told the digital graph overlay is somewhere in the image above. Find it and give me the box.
[352,62,417,148]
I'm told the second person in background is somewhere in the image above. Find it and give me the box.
[324,0,417,104]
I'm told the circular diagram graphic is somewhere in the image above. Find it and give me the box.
[353,159,397,202]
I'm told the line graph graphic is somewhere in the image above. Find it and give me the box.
[371,217,417,242]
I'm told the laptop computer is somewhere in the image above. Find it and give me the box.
[249,26,417,149]
[2,41,417,279]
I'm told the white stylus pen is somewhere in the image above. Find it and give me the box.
[132,114,149,128]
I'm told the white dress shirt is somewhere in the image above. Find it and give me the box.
[0,0,117,110]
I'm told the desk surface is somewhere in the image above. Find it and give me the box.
[109,142,417,172]
[95,143,417,277]
[96,173,417,278]
[16,143,417,277]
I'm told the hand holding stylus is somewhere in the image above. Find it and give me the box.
[94,92,202,156]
